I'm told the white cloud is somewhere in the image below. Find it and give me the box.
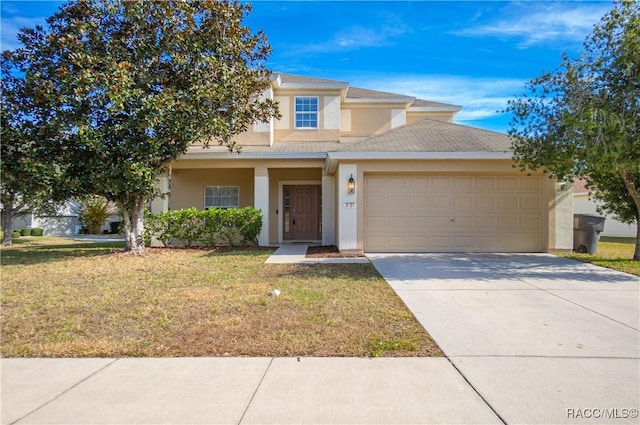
[1,15,48,51]
[361,75,526,124]
[331,12,409,50]
[456,3,611,47]
[334,25,402,48]
[282,11,409,55]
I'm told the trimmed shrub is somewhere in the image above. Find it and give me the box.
[233,207,263,244]
[11,231,21,239]
[144,207,263,248]
[171,208,202,247]
[20,228,32,236]
[144,211,172,247]
[31,228,44,236]
[200,208,225,247]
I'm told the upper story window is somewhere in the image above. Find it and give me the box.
[295,96,318,129]
[204,186,239,209]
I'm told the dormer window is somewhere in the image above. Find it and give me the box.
[295,96,318,129]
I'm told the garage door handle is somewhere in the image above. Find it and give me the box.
[450,218,455,222]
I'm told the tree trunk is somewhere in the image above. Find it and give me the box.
[0,198,26,246]
[620,170,640,261]
[1,209,14,246]
[116,197,146,254]
[635,222,640,262]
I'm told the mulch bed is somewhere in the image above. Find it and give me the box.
[306,245,365,258]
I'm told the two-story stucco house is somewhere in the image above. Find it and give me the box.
[153,73,573,253]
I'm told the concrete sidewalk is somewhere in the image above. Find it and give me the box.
[2,357,500,425]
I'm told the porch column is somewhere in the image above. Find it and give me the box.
[337,163,358,251]
[254,166,270,246]
[150,175,170,213]
[322,174,336,245]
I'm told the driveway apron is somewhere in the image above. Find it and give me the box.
[369,253,640,425]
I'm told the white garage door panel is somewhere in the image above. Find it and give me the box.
[364,174,543,252]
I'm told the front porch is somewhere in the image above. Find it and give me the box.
[158,160,341,247]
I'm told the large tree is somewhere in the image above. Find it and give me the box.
[0,52,67,245]
[11,0,279,253]
[506,0,640,260]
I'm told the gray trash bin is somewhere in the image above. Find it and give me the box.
[573,214,606,254]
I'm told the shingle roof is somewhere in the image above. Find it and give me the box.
[345,87,413,101]
[276,73,348,86]
[186,119,511,158]
[185,141,345,156]
[274,73,460,110]
[336,118,512,153]
[411,98,462,109]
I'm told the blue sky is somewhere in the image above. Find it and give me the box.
[1,1,612,132]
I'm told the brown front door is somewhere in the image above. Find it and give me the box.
[283,185,320,240]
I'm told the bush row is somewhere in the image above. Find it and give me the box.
[144,207,262,247]
[13,228,44,237]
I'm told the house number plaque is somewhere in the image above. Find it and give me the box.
[343,202,356,208]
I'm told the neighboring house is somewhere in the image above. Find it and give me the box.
[151,73,573,253]
[11,200,81,236]
[12,200,121,236]
[573,179,637,238]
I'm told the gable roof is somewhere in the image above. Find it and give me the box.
[410,98,462,112]
[272,73,460,111]
[335,118,511,153]
[185,118,512,162]
[345,87,415,103]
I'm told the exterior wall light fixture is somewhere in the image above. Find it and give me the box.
[347,174,356,194]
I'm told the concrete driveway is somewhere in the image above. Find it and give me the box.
[369,253,640,425]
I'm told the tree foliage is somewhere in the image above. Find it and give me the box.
[10,0,279,253]
[0,52,68,245]
[506,0,640,260]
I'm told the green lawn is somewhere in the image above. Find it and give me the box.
[0,237,441,358]
[560,237,640,276]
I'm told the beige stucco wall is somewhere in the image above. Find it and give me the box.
[190,123,271,147]
[273,91,341,142]
[407,112,455,124]
[170,168,254,210]
[231,125,271,146]
[342,106,392,136]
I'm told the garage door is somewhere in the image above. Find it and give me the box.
[364,174,544,252]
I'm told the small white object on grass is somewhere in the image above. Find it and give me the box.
[270,289,281,296]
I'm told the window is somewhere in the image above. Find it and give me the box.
[204,186,239,209]
[295,96,318,129]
